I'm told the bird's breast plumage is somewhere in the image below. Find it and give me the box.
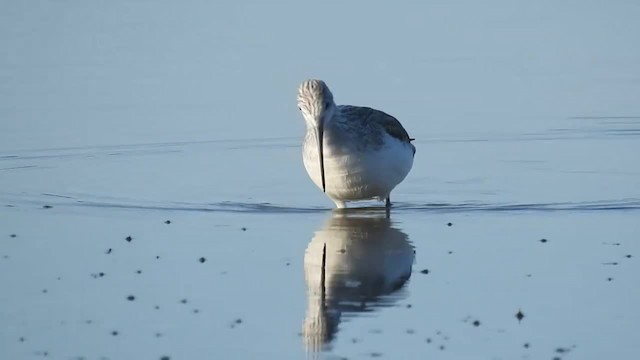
[302,111,414,204]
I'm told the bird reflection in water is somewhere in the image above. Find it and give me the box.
[302,209,415,353]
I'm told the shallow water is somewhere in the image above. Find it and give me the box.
[1,120,639,360]
[2,1,640,359]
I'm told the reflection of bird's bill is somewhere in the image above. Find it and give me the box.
[303,211,415,352]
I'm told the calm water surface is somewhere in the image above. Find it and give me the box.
[1,119,639,359]
[2,1,640,359]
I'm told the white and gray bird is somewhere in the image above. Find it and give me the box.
[297,79,415,208]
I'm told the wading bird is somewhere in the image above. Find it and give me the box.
[297,79,415,208]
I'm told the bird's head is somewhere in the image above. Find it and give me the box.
[297,79,336,127]
[297,79,336,193]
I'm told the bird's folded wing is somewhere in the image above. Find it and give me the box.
[339,105,413,143]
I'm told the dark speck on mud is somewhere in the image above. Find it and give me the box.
[516,310,525,322]
[420,269,429,274]
[10,234,17,238]
[164,220,171,224]
[106,248,112,254]
[43,205,53,209]
[125,236,132,242]
[540,238,548,243]
[127,295,135,301]
[199,257,206,263]
[241,227,247,231]
[472,320,481,327]
[447,222,452,227]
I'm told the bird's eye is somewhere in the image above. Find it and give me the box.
[298,107,301,111]
[325,102,330,108]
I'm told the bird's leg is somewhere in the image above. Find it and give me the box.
[333,199,347,209]
[385,196,391,208]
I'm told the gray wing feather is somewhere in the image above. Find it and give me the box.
[338,105,415,155]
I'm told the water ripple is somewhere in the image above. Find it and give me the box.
[393,199,640,212]
[2,193,640,214]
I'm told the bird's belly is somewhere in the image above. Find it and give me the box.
[303,135,414,201]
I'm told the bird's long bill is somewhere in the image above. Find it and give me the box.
[315,122,326,192]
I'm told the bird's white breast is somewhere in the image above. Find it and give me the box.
[303,129,414,204]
